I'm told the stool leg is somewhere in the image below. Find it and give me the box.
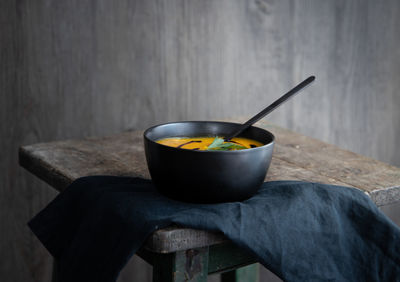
[152,247,209,282]
[220,263,259,282]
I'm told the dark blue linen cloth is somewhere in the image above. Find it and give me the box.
[28,176,400,282]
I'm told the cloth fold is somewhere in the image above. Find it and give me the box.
[29,176,400,281]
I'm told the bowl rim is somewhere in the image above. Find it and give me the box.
[143,120,275,154]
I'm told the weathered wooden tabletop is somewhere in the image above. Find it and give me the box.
[19,121,400,253]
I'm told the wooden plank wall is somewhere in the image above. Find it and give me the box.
[1,0,399,281]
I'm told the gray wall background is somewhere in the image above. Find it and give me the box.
[1,0,400,281]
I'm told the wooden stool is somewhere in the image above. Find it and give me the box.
[19,121,400,281]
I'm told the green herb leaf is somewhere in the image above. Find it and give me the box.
[212,143,247,151]
[206,137,225,150]
[224,143,247,150]
[206,137,247,151]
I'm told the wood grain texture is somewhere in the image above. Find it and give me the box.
[144,226,226,254]
[1,1,55,282]
[2,0,400,281]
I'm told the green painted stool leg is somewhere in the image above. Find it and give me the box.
[152,247,209,282]
[220,263,259,282]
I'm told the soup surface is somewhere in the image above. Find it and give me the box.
[156,136,264,151]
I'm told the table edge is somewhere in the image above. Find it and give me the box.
[369,186,400,206]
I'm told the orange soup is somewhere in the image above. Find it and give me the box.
[156,136,263,151]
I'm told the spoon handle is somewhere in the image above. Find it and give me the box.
[224,76,315,141]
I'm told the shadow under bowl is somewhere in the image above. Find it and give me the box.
[144,121,275,203]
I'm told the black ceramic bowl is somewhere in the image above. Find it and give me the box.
[144,121,275,203]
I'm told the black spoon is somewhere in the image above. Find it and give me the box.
[224,76,316,141]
